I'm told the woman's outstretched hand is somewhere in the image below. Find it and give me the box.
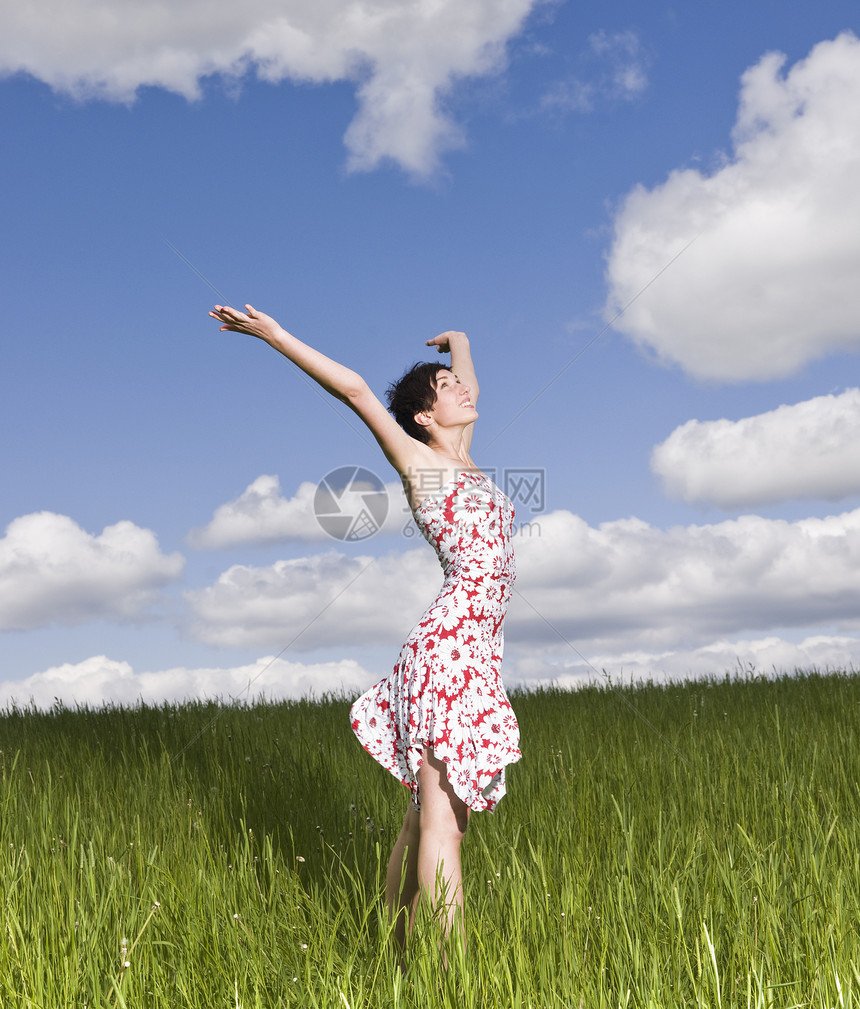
[209,304,283,344]
[426,331,467,355]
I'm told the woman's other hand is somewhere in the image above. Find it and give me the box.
[426,331,467,355]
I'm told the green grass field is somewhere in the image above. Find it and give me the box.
[1,670,859,1007]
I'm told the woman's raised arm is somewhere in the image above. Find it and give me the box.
[211,304,367,402]
[426,330,479,405]
[426,329,479,452]
[210,304,420,475]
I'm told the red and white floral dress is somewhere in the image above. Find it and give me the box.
[350,470,521,812]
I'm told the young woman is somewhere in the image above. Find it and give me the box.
[210,303,521,952]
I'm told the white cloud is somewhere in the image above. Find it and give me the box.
[12,499,860,706]
[185,547,438,649]
[0,0,541,175]
[185,504,860,657]
[188,473,411,548]
[605,32,860,380]
[652,388,860,509]
[509,507,860,652]
[0,653,376,709]
[541,28,647,114]
[5,632,857,710]
[0,512,184,631]
[588,30,648,100]
[504,634,860,689]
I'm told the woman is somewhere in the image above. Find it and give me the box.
[210,303,520,952]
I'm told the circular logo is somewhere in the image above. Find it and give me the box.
[314,466,389,541]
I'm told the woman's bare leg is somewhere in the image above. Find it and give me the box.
[386,803,421,950]
[414,747,470,938]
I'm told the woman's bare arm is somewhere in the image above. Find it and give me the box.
[210,304,421,475]
[211,304,367,401]
[426,330,479,452]
[426,331,479,404]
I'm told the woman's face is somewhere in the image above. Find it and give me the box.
[428,369,478,427]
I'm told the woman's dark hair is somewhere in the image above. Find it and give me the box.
[386,361,452,443]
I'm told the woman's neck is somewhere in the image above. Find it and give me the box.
[426,445,474,467]
[426,430,472,464]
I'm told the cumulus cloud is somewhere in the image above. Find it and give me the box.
[0,0,541,175]
[12,500,860,706]
[504,633,860,689]
[605,32,860,380]
[541,29,648,113]
[0,653,377,709]
[588,30,648,98]
[188,473,411,548]
[185,547,438,649]
[185,503,860,658]
[652,388,860,508]
[0,512,184,631]
[5,633,857,709]
[508,506,860,652]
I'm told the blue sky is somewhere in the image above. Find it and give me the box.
[2,0,860,706]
